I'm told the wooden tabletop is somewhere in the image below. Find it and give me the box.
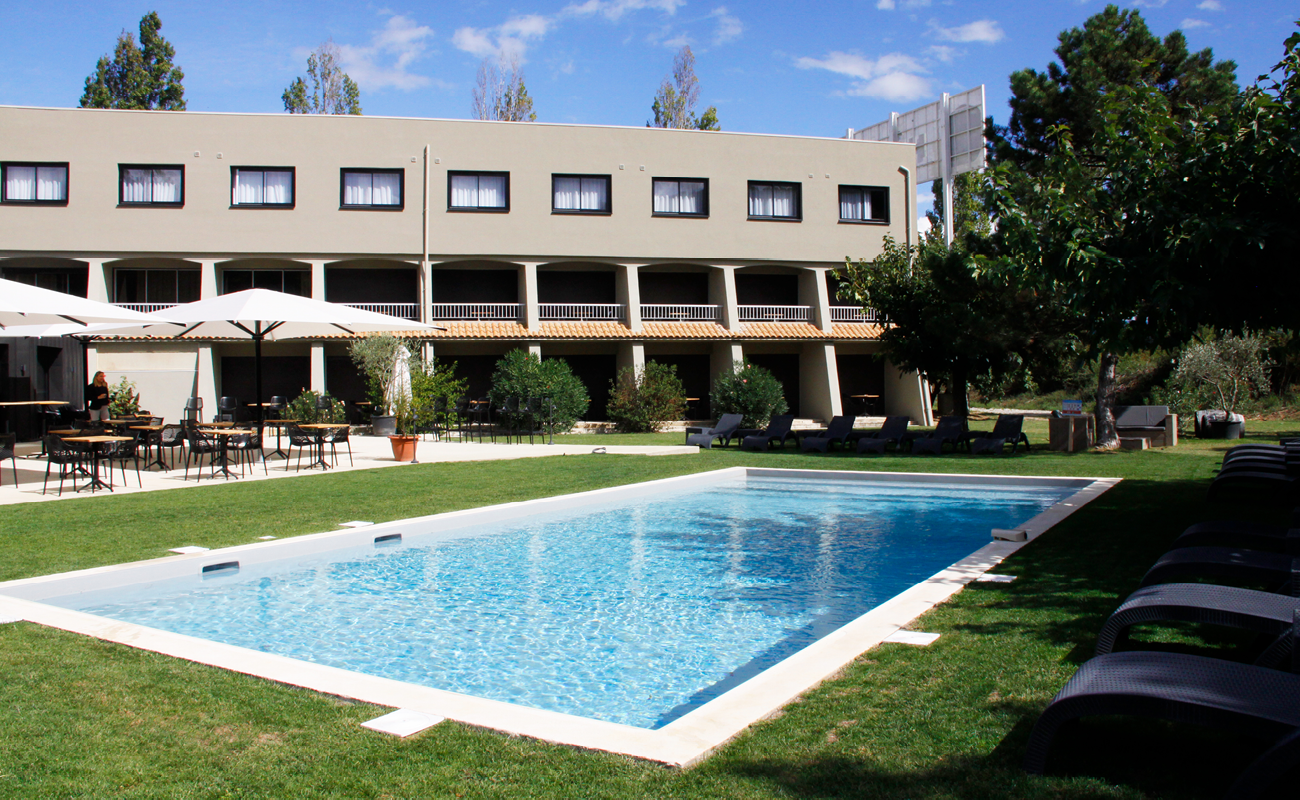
[300,423,348,429]
[64,435,132,443]
[262,419,299,425]
[0,400,69,406]
[199,421,237,428]
[48,428,82,435]
[130,425,164,431]
[208,428,254,436]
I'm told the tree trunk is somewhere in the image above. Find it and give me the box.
[951,363,971,418]
[1095,351,1120,449]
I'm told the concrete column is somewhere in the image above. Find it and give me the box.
[308,260,327,301]
[617,341,645,374]
[84,259,110,303]
[421,259,437,324]
[519,263,540,330]
[882,360,933,425]
[800,267,833,332]
[310,345,326,394]
[709,266,739,331]
[799,343,842,421]
[196,344,217,419]
[616,263,643,333]
[526,341,542,359]
[198,260,218,299]
[85,344,99,381]
[710,342,744,385]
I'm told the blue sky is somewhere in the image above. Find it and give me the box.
[2,2,1294,187]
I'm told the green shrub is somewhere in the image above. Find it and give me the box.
[1159,331,1271,416]
[488,350,589,434]
[606,362,687,432]
[108,376,141,418]
[286,389,346,424]
[348,334,411,414]
[709,360,788,427]
[410,357,469,434]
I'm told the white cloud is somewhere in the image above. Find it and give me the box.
[926,45,956,63]
[1181,17,1210,29]
[848,72,932,101]
[337,14,436,91]
[1198,0,1224,9]
[876,0,932,9]
[929,19,1004,44]
[710,7,743,45]
[1133,0,1168,6]
[564,0,684,20]
[795,50,931,100]
[453,14,552,62]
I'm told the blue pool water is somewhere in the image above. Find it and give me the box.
[57,475,1073,728]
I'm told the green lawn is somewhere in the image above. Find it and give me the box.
[2,422,1296,798]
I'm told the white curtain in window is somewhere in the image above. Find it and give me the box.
[653,180,678,213]
[344,172,373,205]
[478,175,505,207]
[554,177,581,210]
[580,178,606,211]
[234,170,264,205]
[5,166,35,200]
[152,169,181,203]
[122,169,150,203]
[679,181,704,214]
[771,185,794,217]
[263,171,292,204]
[36,166,65,201]
[840,189,865,221]
[451,174,477,207]
[749,185,772,217]
[372,172,400,205]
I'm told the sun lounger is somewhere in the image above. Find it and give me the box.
[1139,547,1298,595]
[685,413,744,449]
[961,414,1030,455]
[907,415,966,455]
[800,415,856,452]
[741,414,798,451]
[1023,647,1300,797]
[855,415,909,454]
[1208,470,1300,503]
[1171,515,1300,555]
[1096,582,1299,669]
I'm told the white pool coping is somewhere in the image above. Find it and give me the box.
[0,467,1117,766]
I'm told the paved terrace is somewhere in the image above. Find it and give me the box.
[1,435,698,506]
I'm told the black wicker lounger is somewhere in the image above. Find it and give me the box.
[741,414,798,451]
[1171,517,1300,555]
[800,415,856,453]
[1023,646,1300,798]
[1096,583,1299,669]
[1208,470,1300,503]
[685,413,744,449]
[856,415,910,454]
[1139,547,1298,595]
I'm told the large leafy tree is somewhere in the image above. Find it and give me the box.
[283,41,361,115]
[472,56,536,122]
[983,27,1300,447]
[648,46,720,131]
[988,4,1237,173]
[80,11,185,110]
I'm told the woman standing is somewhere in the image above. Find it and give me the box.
[85,371,111,422]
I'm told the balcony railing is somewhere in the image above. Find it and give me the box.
[737,305,810,322]
[429,303,521,321]
[111,302,178,313]
[830,306,879,323]
[640,304,719,322]
[539,303,625,321]
[342,303,420,320]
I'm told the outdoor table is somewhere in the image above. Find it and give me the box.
[850,394,881,415]
[129,424,168,470]
[0,400,69,452]
[299,423,347,470]
[207,428,253,479]
[199,421,237,429]
[261,419,299,460]
[62,434,132,493]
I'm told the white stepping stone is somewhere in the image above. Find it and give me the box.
[361,709,445,737]
[338,520,374,528]
[976,574,1018,583]
[168,546,209,555]
[884,630,941,646]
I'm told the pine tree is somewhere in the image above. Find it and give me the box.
[80,11,185,110]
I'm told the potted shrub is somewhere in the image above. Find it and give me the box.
[1162,332,1270,440]
[388,391,418,461]
[349,334,410,436]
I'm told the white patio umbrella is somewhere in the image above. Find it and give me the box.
[0,277,169,328]
[81,289,443,429]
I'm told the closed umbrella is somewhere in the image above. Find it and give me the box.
[0,277,168,328]
[83,289,443,430]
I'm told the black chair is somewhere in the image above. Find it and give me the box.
[497,397,521,444]
[158,423,185,468]
[323,425,353,467]
[182,424,219,481]
[0,433,17,487]
[42,434,85,496]
[284,423,319,471]
[227,430,266,476]
[316,396,334,421]
[102,431,143,488]
[183,396,204,423]
[216,396,238,423]
[472,397,492,442]
[268,396,288,420]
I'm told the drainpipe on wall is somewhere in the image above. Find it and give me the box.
[897,165,912,253]
[422,144,431,327]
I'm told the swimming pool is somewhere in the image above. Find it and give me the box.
[0,467,1117,764]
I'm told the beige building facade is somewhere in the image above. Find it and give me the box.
[0,104,930,427]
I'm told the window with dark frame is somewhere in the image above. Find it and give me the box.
[113,269,201,305]
[119,165,184,206]
[1,162,68,204]
[232,167,295,208]
[340,168,404,209]
[838,185,889,223]
[651,178,708,217]
[552,174,611,214]
[747,180,801,221]
[448,171,510,211]
[221,269,310,297]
